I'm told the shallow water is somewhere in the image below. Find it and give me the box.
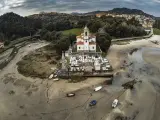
[129,47,160,69]
[143,47,160,69]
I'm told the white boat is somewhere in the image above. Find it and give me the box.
[54,74,58,78]
[49,74,54,79]
[112,99,118,108]
[53,78,59,81]
[94,86,102,91]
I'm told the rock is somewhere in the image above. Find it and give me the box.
[122,80,137,90]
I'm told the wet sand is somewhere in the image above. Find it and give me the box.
[106,35,160,120]
[0,35,160,120]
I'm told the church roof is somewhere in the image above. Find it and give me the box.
[77,41,84,45]
[89,41,96,45]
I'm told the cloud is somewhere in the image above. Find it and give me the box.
[0,0,160,16]
[0,0,25,9]
[153,0,160,3]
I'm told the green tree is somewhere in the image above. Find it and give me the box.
[55,36,70,54]
[96,32,112,53]
[68,34,76,46]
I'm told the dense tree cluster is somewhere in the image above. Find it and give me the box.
[96,32,112,52]
[101,16,146,38]
[0,12,147,54]
[0,12,42,42]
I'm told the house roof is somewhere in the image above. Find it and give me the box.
[77,41,84,45]
[89,41,96,45]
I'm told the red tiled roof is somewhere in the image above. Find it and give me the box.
[77,41,84,45]
[89,41,96,45]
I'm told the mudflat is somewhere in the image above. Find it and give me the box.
[0,35,160,120]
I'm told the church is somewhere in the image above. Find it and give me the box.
[76,26,96,52]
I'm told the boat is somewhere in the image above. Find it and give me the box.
[94,86,102,91]
[112,99,118,108]
[66,93,75,97]
[53,78,59,81]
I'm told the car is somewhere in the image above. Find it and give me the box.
[66,93,75,97]
[89,100,97,106]
[112,99,118,108]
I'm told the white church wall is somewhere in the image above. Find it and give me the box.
[84,36,89,39]
[77,45,84,51]
[77,38,82,42]
[92,37,96,42]
[89,45,96,51]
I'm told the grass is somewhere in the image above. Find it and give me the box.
[62,28,83,36]
[153,28,160,35]
[17,44,60,79]
[112,41,130,45]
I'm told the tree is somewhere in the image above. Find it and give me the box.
[96,33,112,53]
[68,34,76,46]
[127,17,141,26]
[42,32,51,41]
[55,36,70,54]
[88,20,103,33]
[0,32,5,41]
[77,20,87,28]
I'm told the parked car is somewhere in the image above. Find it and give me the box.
[66,93,75,97]
[89,100,97,106]
[112,99,118,108]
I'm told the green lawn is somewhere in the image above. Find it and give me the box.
[62,28,83,36]
[153,28,160,35]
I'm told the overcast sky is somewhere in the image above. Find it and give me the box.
[0,0,160,16]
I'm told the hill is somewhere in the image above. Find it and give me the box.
[84,8,154,18]
[0,12,41,41]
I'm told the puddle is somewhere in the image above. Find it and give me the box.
[128,47,160,68]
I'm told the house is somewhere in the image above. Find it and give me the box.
[0,41,4,48]
[76,26,96,52]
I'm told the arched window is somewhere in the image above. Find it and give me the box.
[85,32,87,36]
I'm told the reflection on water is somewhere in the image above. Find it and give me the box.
[129,47,160,68]
[128,48,144,63]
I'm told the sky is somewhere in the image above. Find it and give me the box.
[0,0,160,16]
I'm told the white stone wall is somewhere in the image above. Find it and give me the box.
[89,45,96,51]
[77,45,84,51]
[92,37,96,42]
[84,40,89,51]
[77,38,82,42]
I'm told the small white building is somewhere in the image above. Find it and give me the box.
[0,42,4,48]
[76,26,96,52]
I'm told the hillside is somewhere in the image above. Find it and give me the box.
[0,12,41,41]
[0,8,151,45]
[84,8,154,18]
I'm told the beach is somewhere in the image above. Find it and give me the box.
[0,35,160,120]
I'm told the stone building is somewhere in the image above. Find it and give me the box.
[76,26,96,52]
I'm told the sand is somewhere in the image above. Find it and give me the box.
[0,35,160,120]
[106,35,160,120]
